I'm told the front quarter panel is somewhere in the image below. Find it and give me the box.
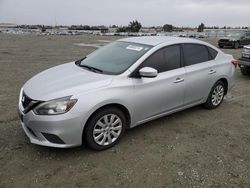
[71,76,136,131]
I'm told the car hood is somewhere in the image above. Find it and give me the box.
[23,62,113,101]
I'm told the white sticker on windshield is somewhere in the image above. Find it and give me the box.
[126,45,143,51]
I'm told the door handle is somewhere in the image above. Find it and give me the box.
[208,70,216,74]
[173,77,184,83]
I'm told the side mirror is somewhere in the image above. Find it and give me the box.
[139,67,158,78]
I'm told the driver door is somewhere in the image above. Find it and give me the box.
[132,45,186,123]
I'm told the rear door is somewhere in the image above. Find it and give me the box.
[182,44,218,105]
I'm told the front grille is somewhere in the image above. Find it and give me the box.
[241,57,250,61]
[21,92,40,113]
[243,49,250,53]
[22,93,33,109]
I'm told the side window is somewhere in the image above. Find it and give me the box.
[143,45,181,73]
[183,44,210,66]
[246,32,250,37]
[142,49,165,73]
[208,47,218,60]
[162,45,181,71]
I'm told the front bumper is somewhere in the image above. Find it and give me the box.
[18,103,85,148]
[238,58,250,67]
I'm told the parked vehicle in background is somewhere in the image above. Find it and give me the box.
[218,31,250,49]
[198,33,207,38]
[239,45,250,75]
[18,36,237,150]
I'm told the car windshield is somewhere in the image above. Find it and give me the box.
[78,41,152,75]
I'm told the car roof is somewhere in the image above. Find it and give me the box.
[118,36,205,46]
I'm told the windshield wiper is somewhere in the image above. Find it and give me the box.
[75,57,103,73]
[78,64,103,73]
[75,57,86,65]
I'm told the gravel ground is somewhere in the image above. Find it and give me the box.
[0,33,249,188]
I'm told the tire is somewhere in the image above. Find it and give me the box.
[204,81,225,109]
[234,42,239,49]
[84,107,126,150]
[240,67,250,75]
[219,45,223,48]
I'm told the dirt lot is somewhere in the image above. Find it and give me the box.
[0,33,250,187]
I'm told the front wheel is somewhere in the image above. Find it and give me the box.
[84,107,126,150]
[204,81,225,109]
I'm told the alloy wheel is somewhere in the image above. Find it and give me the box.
[211,85,224,106]
[93,114,122,146]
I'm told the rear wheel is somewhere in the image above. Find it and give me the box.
[204,81,225,109]
[84,107,126,150]
[219,45,224,48]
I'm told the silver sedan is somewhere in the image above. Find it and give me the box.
[18,36,237,150]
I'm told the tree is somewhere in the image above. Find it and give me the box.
[117,26,129,33]
[128,20,142,32]
[197,23,205,32]
[41,25,46,32]
[163,24,173,32]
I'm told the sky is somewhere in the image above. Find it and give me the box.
[0,0,250,27]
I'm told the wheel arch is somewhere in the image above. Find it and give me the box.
[205,77,229,102]
[217,77,228,95]
[82,103,131,141]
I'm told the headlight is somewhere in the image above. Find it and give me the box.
[33,96,77,115]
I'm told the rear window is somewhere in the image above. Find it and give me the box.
[183,44,210,66]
